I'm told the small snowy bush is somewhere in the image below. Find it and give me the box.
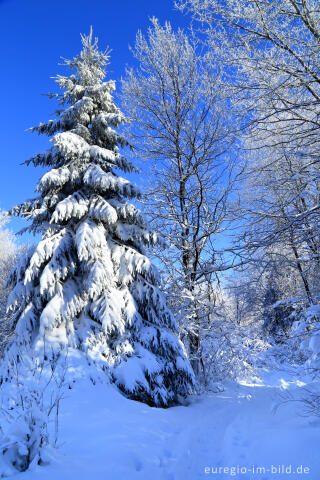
[189,289,270,390]
[260,302,320,369]
[263,298,302,344]
[0,351,66,476]
[199,319,268,389]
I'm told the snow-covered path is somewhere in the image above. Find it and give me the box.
[21,372,320,480]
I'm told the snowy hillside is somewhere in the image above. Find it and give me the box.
[14,370,320,480]
[2,1,320,479]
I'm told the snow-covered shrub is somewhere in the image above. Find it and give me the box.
[293,305,320,369]
[263,299,302,344]
[223,262,313,371]
[0,351,65,476]
[260,302,320,368]
[264,304,320,417]
[0,214,26,355]
[199,318,268,389]
[188,289,270,390]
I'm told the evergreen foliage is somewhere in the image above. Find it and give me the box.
[5,29,194,407]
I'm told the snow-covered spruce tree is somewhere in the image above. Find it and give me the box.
[4,30,194,407]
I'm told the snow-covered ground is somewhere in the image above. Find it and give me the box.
[17,370,320,480]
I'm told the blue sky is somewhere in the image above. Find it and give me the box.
[0,0,186,242]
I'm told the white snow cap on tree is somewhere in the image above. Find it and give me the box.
[4,28,194,407]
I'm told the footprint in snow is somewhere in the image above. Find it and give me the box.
[222,414,252,464]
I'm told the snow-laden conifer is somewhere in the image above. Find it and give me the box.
[4,29,194,407]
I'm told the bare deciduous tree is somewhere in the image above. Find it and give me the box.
[178,0,320,306]
[121,18,240,375]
